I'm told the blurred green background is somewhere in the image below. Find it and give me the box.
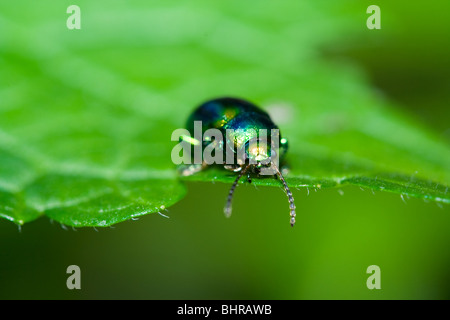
[1,0,449,299]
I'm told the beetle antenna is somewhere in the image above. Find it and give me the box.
[273,164,296,227]
[224,164,251,218]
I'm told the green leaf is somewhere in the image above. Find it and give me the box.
[0,1,448,227]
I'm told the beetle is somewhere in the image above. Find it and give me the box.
[178,97,296,227]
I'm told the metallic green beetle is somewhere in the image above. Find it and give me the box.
[179,97,296,227]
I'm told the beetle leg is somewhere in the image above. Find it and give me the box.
[177,164,202,176]
[224,164,242,172]
[177,161,208,176]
